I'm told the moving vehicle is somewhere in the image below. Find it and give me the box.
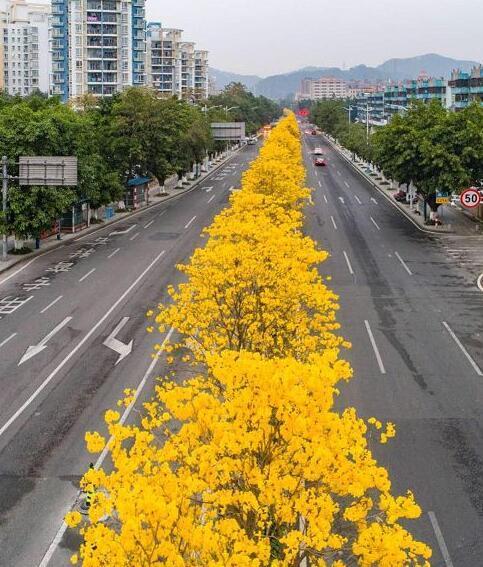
[313,147,323,155]
[311,129,317,135]
[247,136,257,145]
[314,157,326,167]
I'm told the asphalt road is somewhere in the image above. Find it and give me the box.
[0,145,257,567]
[304,132,483,566]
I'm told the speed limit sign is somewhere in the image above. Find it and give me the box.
[460,188,482,209]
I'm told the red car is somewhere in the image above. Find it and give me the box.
[314,158,326,167]
[311,130,317,135]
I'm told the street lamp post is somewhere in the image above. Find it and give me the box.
[2,156,8,262]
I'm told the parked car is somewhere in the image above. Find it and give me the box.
[311,129,317,135]
[314,158,326,167]
[394,190,407,202]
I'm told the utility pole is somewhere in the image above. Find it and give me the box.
[366,104,370,144]
[2,156,8,262]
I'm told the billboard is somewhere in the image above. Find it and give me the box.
[18,156,78,186]
[211,122,246,141]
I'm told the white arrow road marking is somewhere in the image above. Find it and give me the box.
[478,273,483,292]
[204,186,214,192]
[229,185,235,192]
[109,224,136,236]
[354,195,362,205]
[103,317,133,365]
[371,197,378,204]
[338,197,345,205]
[19,317,73,366]
[0,250,166,441]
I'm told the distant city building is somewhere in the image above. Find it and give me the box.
[50,0,147,101]
[447,65,483,111]
[296,76,348,100]
[146,22,208,100]
[0,0,50,96]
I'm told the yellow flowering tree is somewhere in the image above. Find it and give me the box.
[68,113,431,566]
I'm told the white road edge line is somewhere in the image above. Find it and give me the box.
[144,219,154,229]
[129,232,140,241]
[343,251,354,275]
[0,250,166,441]
[428,511,454,567]
[395,251,413,275]
[40,295,63,314]
[78,268,96,283]
[354,195,362,205]
[207,195,216,204]
[0,332,17,349]
[330,216,338,230]
[38,326,174,567]
[370,216,381,230]
[184,215,197,229]
[442,321,483,376]
[364,320,386,374]
[107,248,120,259]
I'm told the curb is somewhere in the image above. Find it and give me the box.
[324,136,449,236]
[0,149,243,278]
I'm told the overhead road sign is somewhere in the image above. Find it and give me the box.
[211,122,246,142]
[19,156,78,186]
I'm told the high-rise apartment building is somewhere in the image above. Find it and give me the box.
[50,0,146,101]
[296,77,348,101]
[146,22,208,100]
[0,0,50,96]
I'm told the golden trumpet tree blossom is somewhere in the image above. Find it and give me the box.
[67,112,431,566]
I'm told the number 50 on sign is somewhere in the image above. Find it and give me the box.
[460,188,482,209]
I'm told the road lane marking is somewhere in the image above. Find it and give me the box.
[129,232,140,241]
[229,185,235,192]
[370,216,381,230]
[330,216,338,230]
[38,326,175,567]
[0,250,167,441]
[207,195,216,204]
[110,224,136,236]
[478,273,483,292]
[343,251,354,275]
[442,322,483,376]
[103,317,133,365]
[40,295,63,314]
[338,196,345,205]
[318,180,322,188]
[19,316,73,366]
[337,170,341,176]
[364,320,386,374]
[158,210,167,218]
[344,181,350,188]
[107,248,120,259]
[395,252,413,275]
[79,268,96,283]
[0,248,58,288]
[371,197,378,204]
[203,186,213,192]
[323,194,328,204]
[144,219,154,229]
[354,195,362,205]
[428,512,454,567]
[0,332,17,349]
[184,215,197,229]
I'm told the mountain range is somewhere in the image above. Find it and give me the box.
[210,54,481,100]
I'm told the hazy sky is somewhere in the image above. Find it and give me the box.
[146,0,483,76]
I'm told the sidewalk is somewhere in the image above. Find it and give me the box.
[326,136,483,237]
[0,149,239,277]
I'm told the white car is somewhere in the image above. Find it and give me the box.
[313,147,323,156]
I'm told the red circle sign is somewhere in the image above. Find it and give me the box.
[460,188,482,209]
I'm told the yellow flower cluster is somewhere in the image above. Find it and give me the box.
[69,113,431,566]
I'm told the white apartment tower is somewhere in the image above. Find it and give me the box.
[146,22,208,100]
[50,0,146,101]
[0,0,50,96]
